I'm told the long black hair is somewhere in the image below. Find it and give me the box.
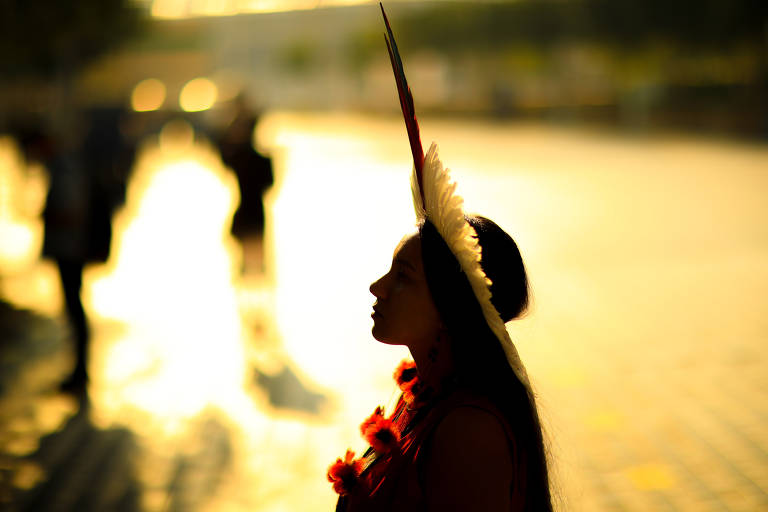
[419,216,553,512]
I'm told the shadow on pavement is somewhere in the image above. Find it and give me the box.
[253,365,327,415]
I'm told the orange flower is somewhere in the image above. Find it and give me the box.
[393,359,422,404]
[359,406,384,437]
[393,359,418,388]
[327,449,361,495]
[363,416,400,454]
[402,379,422,405]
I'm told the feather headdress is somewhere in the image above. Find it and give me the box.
[380,3,529,388]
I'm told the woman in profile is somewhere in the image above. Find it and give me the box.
[327,7,553,510]
[328,153,553,511]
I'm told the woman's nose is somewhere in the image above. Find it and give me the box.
[369,274,387,298]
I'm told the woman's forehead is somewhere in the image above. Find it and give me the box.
[393,233,421,265]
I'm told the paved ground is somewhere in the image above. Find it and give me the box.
[1,116,767,511]
[0,299,243,512]
[1,286,766,512]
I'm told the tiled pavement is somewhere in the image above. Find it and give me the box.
[1,295,766,512]
[529,305,768,511]
[0,300,237,512]
[548,362,768,511]
[2,120,767,511]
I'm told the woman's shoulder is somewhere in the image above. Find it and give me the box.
[418,388,517,474]
[434,403,512,455]
[430,388,511,433]
[419,392,517,509]
[429,390,515,457]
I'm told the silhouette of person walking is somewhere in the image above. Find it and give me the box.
[23,107,134,393]
[217,95,273,274]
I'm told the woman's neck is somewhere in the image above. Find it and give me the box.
[409,339,455,394]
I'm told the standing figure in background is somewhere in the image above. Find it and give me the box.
[32,107,134,393]
[40,131,90,393]
[217,95,273,275]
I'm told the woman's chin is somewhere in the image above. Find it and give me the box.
[371,327,400,346]
[371,328,386,343]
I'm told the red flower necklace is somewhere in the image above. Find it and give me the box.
[327,360,422,496]
[394,359,421,405]
[327,449,362,495]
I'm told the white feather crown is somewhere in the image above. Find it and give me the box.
[412,142,530,388]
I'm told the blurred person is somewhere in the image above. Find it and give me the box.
[217,94,273,274]
[327,8,552,511]
[31,125,90,393]
[79,107,135,264]
[23,107,134,393]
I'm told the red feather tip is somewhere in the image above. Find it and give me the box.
[380,3,425,202]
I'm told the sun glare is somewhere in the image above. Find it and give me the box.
[87,131,244,431]
[0,137,46,273]
[78,121,355,510]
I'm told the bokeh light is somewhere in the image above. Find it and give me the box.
[179,77,218,112]
[131,79,167,112]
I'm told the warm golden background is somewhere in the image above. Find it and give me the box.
[1,1,766,511]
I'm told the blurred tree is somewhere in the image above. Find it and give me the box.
[278,39,320,76]
[0,0,144,79]
[346,0,766,134]
[390,0,767,52]
[346,0,765,80]
[586,0,767,49]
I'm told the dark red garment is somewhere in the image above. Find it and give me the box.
[337,390,526,511]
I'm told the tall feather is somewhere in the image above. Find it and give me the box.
[380,2,424,203]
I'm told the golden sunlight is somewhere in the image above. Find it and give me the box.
[158,118,195,152]
[4,110,765,511]
[150,0,189,19]
[87,131,244,428]
[89,139,243,412]
[80,121,364,511]
[0,137,46,273]
[150,0,374,18]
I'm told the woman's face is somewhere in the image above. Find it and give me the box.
[369,233,442,348]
